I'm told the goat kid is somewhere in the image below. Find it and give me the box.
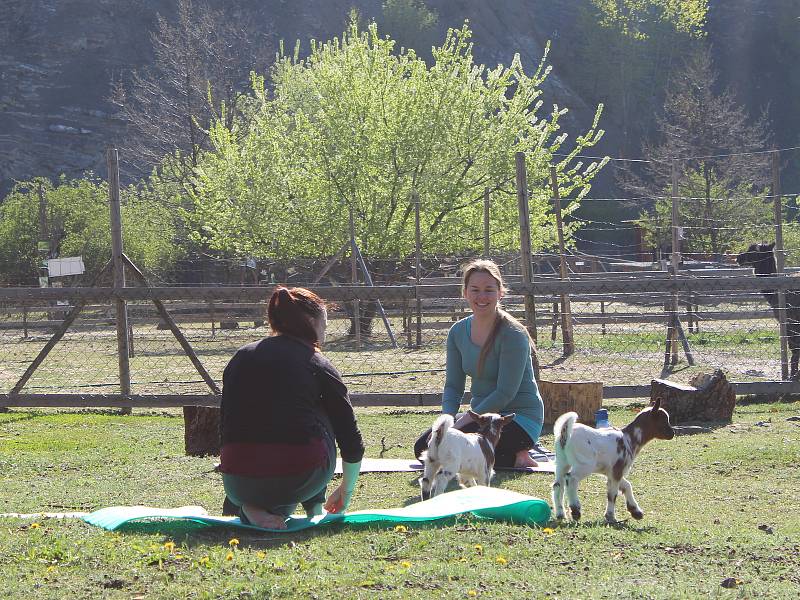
[552,399,674,523]
[419,410,515,500]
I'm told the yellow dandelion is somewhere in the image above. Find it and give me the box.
[400,561,412,568]
[198,556,210,566]
[394,525,408,533]
[495,556,508,565]
[542,527,556,535]
[473,544,483,553]
[257,551,267,559]
[47,566,57,573]
[30,523,41,529]
[467,591,478,597]
[174,554,184,560]
[228,538,240,547]
[163,541,176,552]
[225,552,234,561]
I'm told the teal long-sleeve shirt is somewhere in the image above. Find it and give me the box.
[442,316,544,442]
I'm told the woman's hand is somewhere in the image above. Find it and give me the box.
[324,460,360,514]
[323,483,350,514]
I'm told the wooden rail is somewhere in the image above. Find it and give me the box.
[1,380,797,408]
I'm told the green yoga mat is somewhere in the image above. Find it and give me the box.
[83,486,551,534]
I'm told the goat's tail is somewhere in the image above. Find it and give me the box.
[427,414,454,461]
[553,412,578,454]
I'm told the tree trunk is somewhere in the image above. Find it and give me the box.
[183,406,220,456]
[650,369,735,423]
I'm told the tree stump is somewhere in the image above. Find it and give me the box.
[650,369,735,423]
[539,380,603,426]
[183,406,220,456]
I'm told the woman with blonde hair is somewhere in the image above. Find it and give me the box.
[414,259,544,468]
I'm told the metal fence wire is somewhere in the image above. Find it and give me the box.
[2,268,800,406]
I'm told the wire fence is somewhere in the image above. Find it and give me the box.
[2,271,800,406]
[3,148,800,407]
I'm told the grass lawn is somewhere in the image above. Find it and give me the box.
[1,401,799,599]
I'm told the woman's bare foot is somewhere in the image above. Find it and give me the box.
[242,504,287,529]
[514,449,539,468]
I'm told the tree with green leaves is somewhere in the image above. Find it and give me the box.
[630,49,773,260]
[562,0,707,155]
[187,22,606,261]
[0,176,182,286]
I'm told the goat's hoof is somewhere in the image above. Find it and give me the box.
[627,503,643,519]
[569,507,581,521]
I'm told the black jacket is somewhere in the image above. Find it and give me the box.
[220,335,365,463]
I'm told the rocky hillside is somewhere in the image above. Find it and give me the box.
[0,0,592,195]
[1,0,797,197]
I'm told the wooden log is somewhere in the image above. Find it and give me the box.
[539,380,603,426]
[650,369,735,423]
[183,405,221,456]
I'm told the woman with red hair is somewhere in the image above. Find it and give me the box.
[219,286,364,529]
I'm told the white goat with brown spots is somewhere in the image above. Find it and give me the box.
[419,410,515,500]
[552,399,675,523]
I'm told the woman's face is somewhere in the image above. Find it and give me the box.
[464,271,502,317]
[313,307,328,346]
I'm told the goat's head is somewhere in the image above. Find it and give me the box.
[737,242,776,276]
[636,397,675,442]
[467,410,515,447]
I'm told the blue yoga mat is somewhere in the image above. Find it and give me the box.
[83,486,551,533]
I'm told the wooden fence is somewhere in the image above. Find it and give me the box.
[2,271,800,409]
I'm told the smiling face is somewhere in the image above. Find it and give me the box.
[464,270,503,317]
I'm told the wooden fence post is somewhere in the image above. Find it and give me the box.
[349,207,361,349]
[662,160,695,373]
[549,166,575,356]
[773,150,790,380]
[414,190,423,348]
[107,148,131,414]
[670,160,680,365]
[515,152,539,378]
[483,188,491,258]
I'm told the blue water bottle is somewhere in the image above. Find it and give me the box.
[594,408,610,428]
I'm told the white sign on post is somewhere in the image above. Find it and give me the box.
[47,256,85,277]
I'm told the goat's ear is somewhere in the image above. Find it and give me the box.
[467,409,481,420]
[501,413,516,425]
[653,397,662,411]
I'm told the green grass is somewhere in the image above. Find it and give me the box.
[2,403,800,598]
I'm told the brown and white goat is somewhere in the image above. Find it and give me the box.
[419,410,515,500]
[552,399,674,523]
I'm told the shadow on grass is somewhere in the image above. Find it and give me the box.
[104,509,539,550]
[737,394,800,406]
[551,519,658,533]
[0,410,47,425]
